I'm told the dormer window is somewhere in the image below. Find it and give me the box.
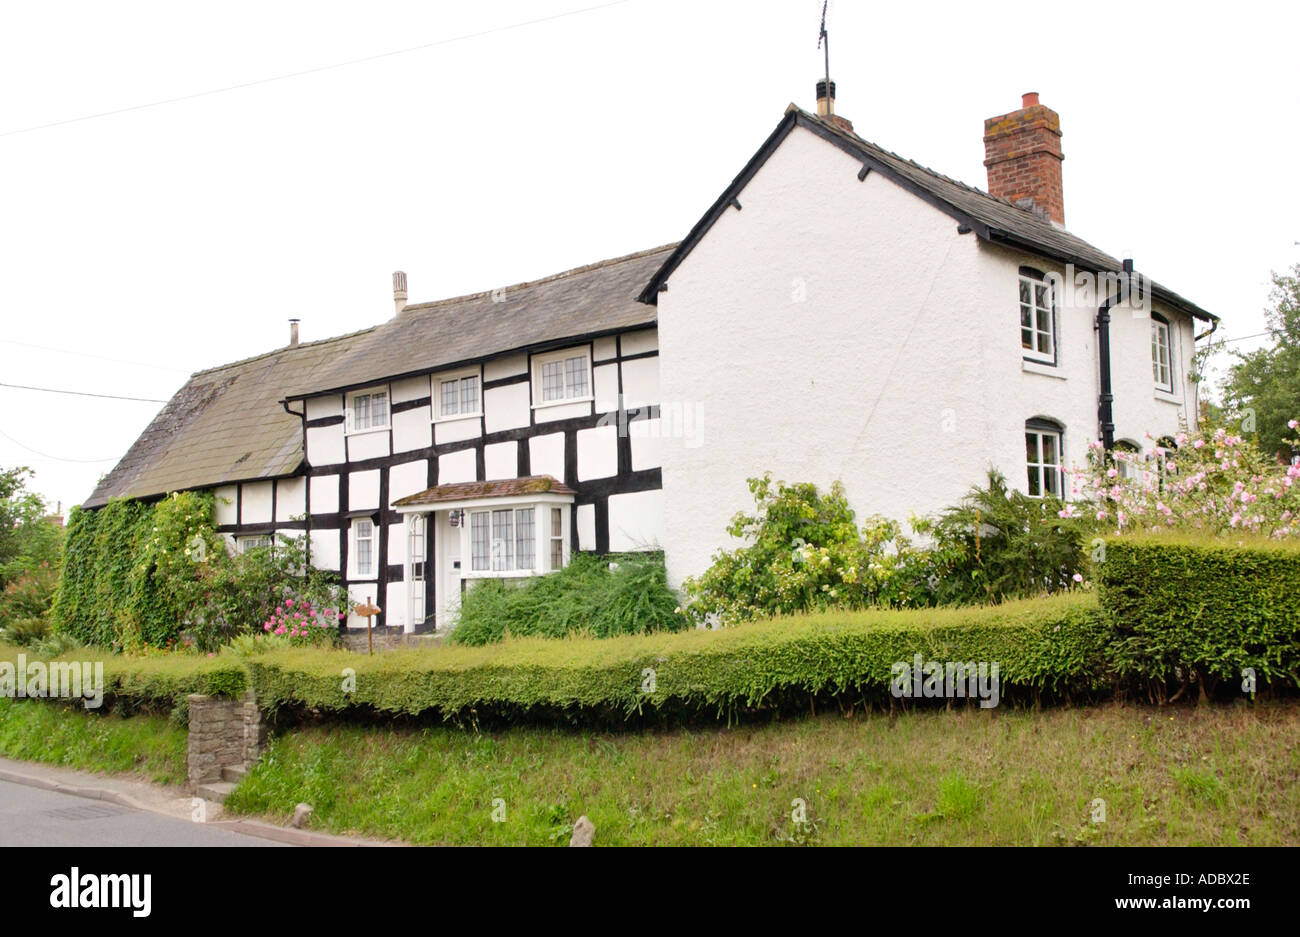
[1151,314,1173,391]
[532,347,592,407]
[1019,267,1056,365]
[347,388,389,433]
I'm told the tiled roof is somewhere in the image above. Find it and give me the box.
[640,106,1216,323]
[83,329,374,508]
[284,244,676,400]
[392,475,575,508]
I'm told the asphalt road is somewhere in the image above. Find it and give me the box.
[0,779,285,847]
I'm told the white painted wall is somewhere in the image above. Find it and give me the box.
[529,432,565,480]
[348,469,380,511]
[438,448,477,484]
[309,474,339,514]
[306,424,345,466]
[654,123,1198,586]
[275,477,305,522]
[484,382,530,433]
[214,485,238,525]
[240,481,273,524]
[608,488,663,552]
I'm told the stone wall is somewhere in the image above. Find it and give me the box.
[340,627,439,653]
[187,690,264,789]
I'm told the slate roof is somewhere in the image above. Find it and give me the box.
[392,475,575,508]
[639,106,1216,323]
[285,245,676,400]
[83,329,374,508]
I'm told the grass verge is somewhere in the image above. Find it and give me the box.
[0,697,187,786]
[224,700,1300,845]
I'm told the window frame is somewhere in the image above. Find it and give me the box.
[345,386,391,435]
[1151,313,1174,392]
[350,516,378,579]
[237,534,273,555]
[1018,266,1058,367]
[531,346,593,409]
[431,366,483,423]
[1025,418,1065,499]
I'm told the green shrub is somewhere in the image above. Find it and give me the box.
[1,616,49,647]
[452,551,684,646]
[914,470,1093,604]
[1098,534,1300,694]
[246,592,1108,720]
[0,642,246,710]
[53,494,346,652]
[682,474,933,624]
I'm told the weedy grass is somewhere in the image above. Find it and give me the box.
[223,701,1300,846]
[0,697,187,786]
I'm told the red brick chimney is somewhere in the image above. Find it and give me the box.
[983,92,1064,226]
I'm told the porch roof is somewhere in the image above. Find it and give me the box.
[392,474,575,509]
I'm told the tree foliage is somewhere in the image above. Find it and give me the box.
[1221,262,1300,461]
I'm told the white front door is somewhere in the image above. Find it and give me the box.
[434,510,464,631]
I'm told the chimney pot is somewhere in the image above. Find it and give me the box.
[288,318,300,347]
[815,78,836,117]
[393,270,408,317]
[983,93,1065,226]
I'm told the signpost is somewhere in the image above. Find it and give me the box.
[352,602,382,655]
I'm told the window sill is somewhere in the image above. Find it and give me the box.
[1022,359,1065,379]
[462,569,545,580]
[531,395,594,410]
[344,426,390,438]
[432,412,483,426]
[1154,388,1181,404]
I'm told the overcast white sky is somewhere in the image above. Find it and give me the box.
[2,0,1298,512]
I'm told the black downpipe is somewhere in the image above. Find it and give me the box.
[281,399,310,566]
[1095,261,1133,453]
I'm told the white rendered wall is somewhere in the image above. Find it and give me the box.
[655,123,1200,587]
[656,124,990,586]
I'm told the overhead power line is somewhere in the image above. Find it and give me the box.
[0,338,189,372]
[0,428,120,463]
[0,0,634,138]
[0,382,167,403]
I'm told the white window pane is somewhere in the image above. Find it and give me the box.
[515,508,535,570]
[471,512,490,571]
[542,361,564,401]
[371,393,388,426]
[461,376,479,413]
[491,509,514,571]
[355,394,370,430]
[565,356,589,398]
[441,380,458,416]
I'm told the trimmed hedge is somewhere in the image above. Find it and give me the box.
[245,593,1109,719]
[1099,534,1300,688]
[0,643,245,710]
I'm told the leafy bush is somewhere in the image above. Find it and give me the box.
[246,593,1109,720]
[0,642,246,710]
[451,551,683,646]
[1098,534,1300,696]
[682,472,1090,624]
[1069,419,1300,537]
[53,493,346,652]
[0,616,49,647]
[681,475,932,625]
[915,470,1093,604]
